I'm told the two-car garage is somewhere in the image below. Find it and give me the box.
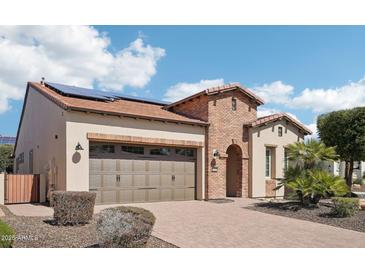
[89,142,197,204]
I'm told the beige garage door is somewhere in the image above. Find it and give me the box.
[89,143,196,204]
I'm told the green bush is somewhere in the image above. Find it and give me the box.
[0,220,15,248]
[331,197,360,217]
[96,206,156,248]
[353,178,364,185]
[52,191,96,225]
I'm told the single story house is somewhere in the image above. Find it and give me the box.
[14,81,311,204]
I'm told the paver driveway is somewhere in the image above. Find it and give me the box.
[6,198,365,247]
[125,198,365,248]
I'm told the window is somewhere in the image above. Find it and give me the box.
[284,148,289,171]
[265,148,272,177]
[122,146,144,155]
[176,148,195,157]
[89,144,115,154]
[278,126,283,137]
[150,147,171,156]
[232,98,237,111]
[29,150,33,173]
[18,152,24,164]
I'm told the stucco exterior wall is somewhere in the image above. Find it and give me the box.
[65,110,206,199]
[250,120,304,198]
[14,87,67,191]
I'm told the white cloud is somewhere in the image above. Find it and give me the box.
[304,122,318,140]
[257,107,280,118]
[253,80,294,104]
[257,107,298,120]
[99,38,165,91]
[290,77,365,112]
[163,79,224,102]
[0,26,165,113]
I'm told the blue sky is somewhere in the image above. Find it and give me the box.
[1,26,365,137]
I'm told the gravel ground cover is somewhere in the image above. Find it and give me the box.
[0,205,177,248]
[246,200,365,233]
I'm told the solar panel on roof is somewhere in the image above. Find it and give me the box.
[45,82,169,105]
[0,136,16,145]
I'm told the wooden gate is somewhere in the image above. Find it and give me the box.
[5,174,40,204]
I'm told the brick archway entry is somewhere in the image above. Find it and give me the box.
[226,144,242,197]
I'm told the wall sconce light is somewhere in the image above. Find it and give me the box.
[75,142,84,151]
[213,149,220,158]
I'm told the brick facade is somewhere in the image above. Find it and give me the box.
[171,88,258,199]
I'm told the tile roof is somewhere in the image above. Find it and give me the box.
[245,112,312,135]
[28,82,208,126]
[164,82,265,109]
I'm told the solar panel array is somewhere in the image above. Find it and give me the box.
[0,135,16,145]
[45,82,168,105]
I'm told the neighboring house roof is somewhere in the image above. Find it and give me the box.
[0,135,16,145]
[244,113,312,135]
[164,82,265,109]
[28,82,208,126]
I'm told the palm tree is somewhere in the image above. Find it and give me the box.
[276,140,347,205]
[287,139,338,169]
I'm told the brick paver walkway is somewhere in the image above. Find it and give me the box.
[131,198,365,248]
[6,198,365,247]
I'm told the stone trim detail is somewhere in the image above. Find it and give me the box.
[265,179,277,197]
[87,133,204,147]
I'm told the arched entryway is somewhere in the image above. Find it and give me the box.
[226,144,242,197]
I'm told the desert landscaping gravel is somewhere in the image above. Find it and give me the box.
[0,205,177,248]
[246,201,365,233]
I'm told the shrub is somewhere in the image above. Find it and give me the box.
[331,197,360,217]
[0,220,15,248]
[353,178,364,185]
[279,169,349,205]
[96,206,156,248]
[52,191,96,225]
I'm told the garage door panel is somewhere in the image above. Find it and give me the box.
[133,160,146,172]
[147,189,160,202]
[185,174,195,187]
[103,175,117,188]
[120,174,133,187]
[93,191,102,204]
[133,190,147,203]
[90,159,102,173]
[120,160,133,172]
[185,188,195,200]
[90,144,196,204]
[102,191,117,204]
[185,162,195,174]
[148,161,160,172]
[173,188,185,200]
[161,161,173,173]
[133,175,146,187]
[119,190,133,203]
[149,174,160,187]
[90,175,101,188]
[160,175,172,187]
[160,189,173,201]
[174,162,185,173]
[174,175,185,187]
[103,159,117,172]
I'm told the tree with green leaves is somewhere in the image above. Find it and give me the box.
[275,139,348,205]
[0,144,14,173]
[317,107,365,188]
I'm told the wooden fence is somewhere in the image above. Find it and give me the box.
[5,174,40,204]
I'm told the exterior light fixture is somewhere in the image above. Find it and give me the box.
[75,142,84,151]
[213,149,220,158]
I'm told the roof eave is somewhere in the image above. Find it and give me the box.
[68,106,209,127]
